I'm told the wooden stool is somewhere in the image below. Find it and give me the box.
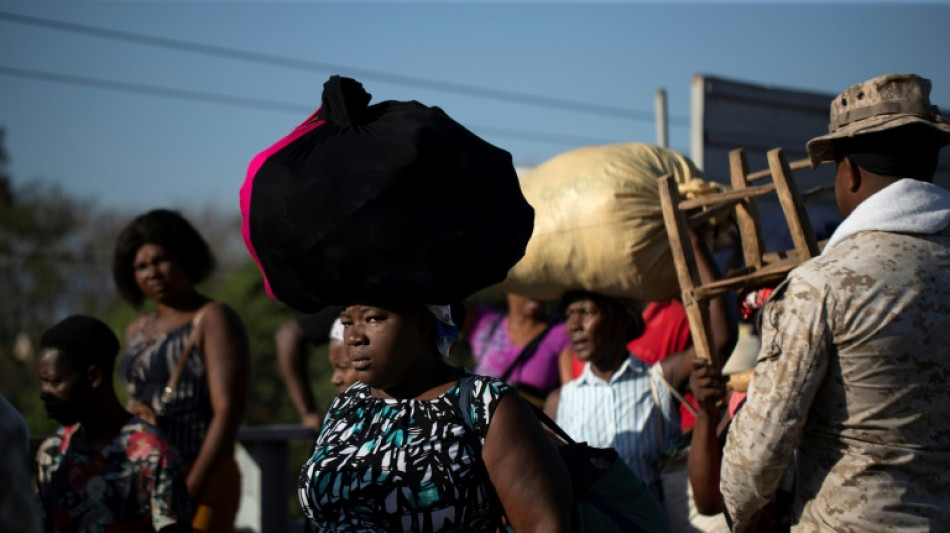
[658,147,827,369]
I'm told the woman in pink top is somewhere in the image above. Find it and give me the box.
[465,293,569,407]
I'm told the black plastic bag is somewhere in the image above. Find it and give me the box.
[241,76,534,312]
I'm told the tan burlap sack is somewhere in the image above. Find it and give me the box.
[497,143,721,303]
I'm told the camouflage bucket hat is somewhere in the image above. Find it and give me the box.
[806,73,950,167]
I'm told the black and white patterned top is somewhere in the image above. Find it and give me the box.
[299,372,509,532]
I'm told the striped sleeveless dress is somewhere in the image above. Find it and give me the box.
[119,318,213,461]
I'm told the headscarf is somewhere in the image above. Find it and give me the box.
[328,318,344,343]
[425,304,459,358]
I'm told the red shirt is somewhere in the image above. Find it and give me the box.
[627,300,692,365]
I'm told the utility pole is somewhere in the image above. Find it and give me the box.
[655,88,668,148]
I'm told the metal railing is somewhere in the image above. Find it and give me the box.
[236,424,316,533]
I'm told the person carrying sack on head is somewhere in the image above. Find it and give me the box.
[721,73,950,532]
[242,75,573,532]
[545,228,737,510]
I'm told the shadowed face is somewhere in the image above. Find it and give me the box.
[37,348,89,426]
[339,305,433,391]
[564,296,630,367]
[328,339,358,392]
[133,243,192,305]
[506,293,546,321]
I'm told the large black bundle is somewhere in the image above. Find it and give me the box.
[240,76,534,313]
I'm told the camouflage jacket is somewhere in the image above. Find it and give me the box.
[721,224,950,532]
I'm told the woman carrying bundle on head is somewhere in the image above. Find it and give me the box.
[241,76,572,532]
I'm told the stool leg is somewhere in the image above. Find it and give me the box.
[768,148,819,261]
[659,175,717,367]
[729,149,766,271]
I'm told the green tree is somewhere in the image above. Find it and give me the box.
[0,130,126,435]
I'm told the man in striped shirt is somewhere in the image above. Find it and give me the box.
[545,229,735,502]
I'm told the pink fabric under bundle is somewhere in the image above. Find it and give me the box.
[240,110,324,301]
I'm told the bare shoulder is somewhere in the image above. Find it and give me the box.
[196,301,245,331]
[543,387,561,419]
[489,390,542,439]
[193,302,249,358]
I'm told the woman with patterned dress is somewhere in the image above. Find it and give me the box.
[113,209,250,533]
[240,75,574,532]
[298,303,572,532]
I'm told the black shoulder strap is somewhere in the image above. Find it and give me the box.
[499,322,554,383]
[458,374,479,451]
[527,400,577,446]
[464,372,577,448]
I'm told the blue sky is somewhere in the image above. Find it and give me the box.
[1,1,948,215]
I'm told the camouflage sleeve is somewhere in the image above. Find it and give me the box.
[720,270,833,531]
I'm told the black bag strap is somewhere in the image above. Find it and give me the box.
[463,370,578,449]
[463,376,656,533]
[526,400,578,446]
[499,322,554,383]
[458,374,480,447]
[161,306,208,403]
[527,398,655,533]
[462,374,575,447]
